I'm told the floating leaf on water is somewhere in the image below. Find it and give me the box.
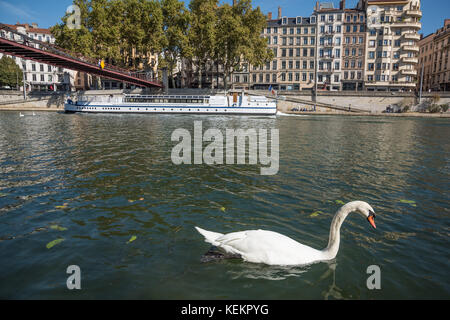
[0,192,9,197]
[399,199,415,204]
[128,200,136,203]
[46,238,65,249]
[139,198,144,201]
[310,211,323,218]
[127,235,137,244]
[335,200,345,205]
[399,199,416,207]
[55,205,68,209]
[220,207,226,212]
[50,225,67,231]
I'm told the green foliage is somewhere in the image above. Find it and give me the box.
[440,104,449,113]
[215,0,273,89]
[51,0,273,87]
[52,0,164,69]
[160,0,190,87]
[427,104,441,113]
[0,56,23,88]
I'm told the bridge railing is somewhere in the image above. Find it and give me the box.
[0,23,161,85]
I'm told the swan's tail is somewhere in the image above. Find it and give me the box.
[195,227,223,246]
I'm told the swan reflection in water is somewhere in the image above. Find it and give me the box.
[226,262,311,281]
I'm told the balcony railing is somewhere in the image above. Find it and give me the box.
[400,69,418,76]
[403,33,421,41]
[401,57,419,64]
[391,21,422,29]
[402,45,420,52]
[405,10,422,18]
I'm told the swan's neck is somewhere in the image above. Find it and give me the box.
[321,205,354,260]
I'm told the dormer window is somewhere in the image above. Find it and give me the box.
[310,16,316,24]
[282,17,288,25]
[296,16,302,24]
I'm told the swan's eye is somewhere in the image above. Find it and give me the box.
[369,210,376,218]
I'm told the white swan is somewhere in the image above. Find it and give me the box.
[195,201,376,266]
[19,112,25,117]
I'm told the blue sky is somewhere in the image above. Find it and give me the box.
[0,0,448,36]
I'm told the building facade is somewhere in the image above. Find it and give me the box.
[0,23,74,91]
[315,1,345,91]
[363,0,422,92]
[342,6,367,91]
[232,7,318,91]
[423,19,450,91]
[418,32,435,91]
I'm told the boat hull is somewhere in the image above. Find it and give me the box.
[64,102,277,115]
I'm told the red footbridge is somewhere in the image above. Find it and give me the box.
[0,23,163,88]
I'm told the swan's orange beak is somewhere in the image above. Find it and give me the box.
[367,213,376,229]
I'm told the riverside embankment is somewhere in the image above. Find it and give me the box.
[1,89,449,116]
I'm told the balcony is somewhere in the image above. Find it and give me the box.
[391,21,422,30]
[405,10,422,18]
[401,57,419,64]
[402,45,420,52]
[400,68,418,76]
[320,55,335,60]
[403,33,421,41]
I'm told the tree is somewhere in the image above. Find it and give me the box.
[160,0,190,88]
[51,0,164,70]
[0,56,23,88]
[215,0,273,90]
[51,0,94,57]
[188,0,218,88]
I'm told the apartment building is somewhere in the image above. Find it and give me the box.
[418,33,435,91]
[426,20,450,91]
[315,1,345,91]
[363,0,422,92]
[0,23,74,91]
[342,6,367,91]
[234,7,317,91]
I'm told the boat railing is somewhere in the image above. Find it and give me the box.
[76,95,123,104]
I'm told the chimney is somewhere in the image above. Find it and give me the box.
[340,0,346,10]
[278,6,282,19]
[31,23,38,29]
[268,12,272,20]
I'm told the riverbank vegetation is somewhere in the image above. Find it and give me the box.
[51,0,273,89]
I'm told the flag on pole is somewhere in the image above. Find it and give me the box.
[268,85,276,96]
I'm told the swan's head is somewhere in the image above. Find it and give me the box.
[351,201,376,229]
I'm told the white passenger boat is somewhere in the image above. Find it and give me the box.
[64,91,277,115]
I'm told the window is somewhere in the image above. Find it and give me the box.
[335,49,340,58]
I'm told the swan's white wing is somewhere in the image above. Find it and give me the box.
[215,230,325,266]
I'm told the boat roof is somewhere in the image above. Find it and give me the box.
[124,95,211,99]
